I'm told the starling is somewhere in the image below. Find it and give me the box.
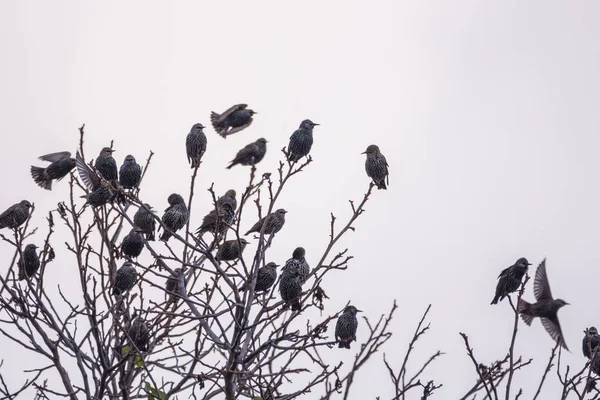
[362,144,389,190]
[335,305,362,349]
[226,138,267,169]
[127,317,150,352]
[94,147,118,182]
[133,203,156,241]
[165,268,185,297]
[112,261,138,296]
[217,189,237,212]
[211,104,256,138]
[76,151,114,207]
[240,262,279,293]
[518,259,569,350]
[583,327,600,359]
[18,244,40,280]
[119,155,142,189]
[186,123,208,169]
[121,228,145,259]
[216,238,249,262]
[195,202,235,237]
[159,194,189,242]
[30,151,76,190]
[283,247,310,284]
[0,200,32,229]
[490,257,531,305]
[279,264,303,311]
[245,209,288,236]
[287,119,319,162]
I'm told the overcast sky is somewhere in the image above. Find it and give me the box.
[1,1,600,398]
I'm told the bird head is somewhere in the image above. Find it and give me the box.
[344,305,363,315]
[588,327,598,335]
[167,193,185,205]
[276,209,288,216]
[225,189,237,198]
[25,244,38,251]
[516,257,532,267]
[248,109,257,116]
[100,147,115,157]
[292,247,306,259]
[124,155,136,163]
[555,299,569,308]
[256,138,268,146]
[265,262,279,269]
[192,123,205,131]
[361,144,380,155]
[300,119,319,129]
[20,200,33,209]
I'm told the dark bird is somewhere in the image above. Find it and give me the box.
[133,203,156,241]
[119,155,142,189]
[159,194,189,242]
[18,244,40,280]
[211,104,256,138]
[121,228,145,259]
[216,238,249,262]
[245,209,287,236]
[336,305,362,349]
[94,147,118,182]
[583,327,600,359]
[491,257,531,305]
[279,264,303,311]
[76,151,114,207]
[362,144,389,190]
[30,151,76,190]
[0,200,32,229]
[195,202,235,237]
[112,261,138,296]
[287,119,319,162]
[240,262,279,293]
[127,317,150,352]
[186,123,208,168]
[227,138,267,169]
[217,189,237,212]
[518,259,569,350]
[165,268,185,297]
[283,247,310,284]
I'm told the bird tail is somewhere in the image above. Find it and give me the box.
[226,162,236,170]
[490,293,502,305]
[159,232,171,242]
[112,287,119,296]
[375,180,387,190]
[31,166,52,190]
[517,299,534,326]
[211,112,227,137]
[147,232,155,241]
[291,299,301,312]
[338,340,351,349]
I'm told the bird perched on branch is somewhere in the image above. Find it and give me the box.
[30,151,76,190]
[211,104,256,138]
[217,189,237,212]
[518,259,569,350]
[119,155,142,189]
[491,257,531,305]
[583,327,600,359]
[362,144,389,190]
[186,123,207,169]
[112,261,137,296]
[133,203,156,241]
[159,194,189,242]
[279,264,302,311]
[287,119,319,162]
[240,262,279,293]
[76,151,115,207]
[0,200,32,229]
[335,305,362,349]
[245,209,287,236]
[195,202,235,237]
[94,147,118,182]
[216,238,249,262]
[121,228,145,259]
[227,138,267,169]
[283,247,310,284]
[165,268,185,298]
[18,244,40,280]
[127,317,150,352]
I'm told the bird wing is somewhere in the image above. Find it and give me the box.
[382,154,390,185]
[541,316,569,350]
[76,151,100,191]
[225,120,253,136]
[533,259,553,301]
[497,265,512,279]
[218,104,247,124]
[0,203,18,221]
[39,151,71,163]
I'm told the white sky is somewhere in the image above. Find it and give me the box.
[1,1,600,398]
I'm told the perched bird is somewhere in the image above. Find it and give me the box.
[335,305,362,349]
[245,209,287,236]
[240,262,279,293]
[0,200,32,229]
[283,247,310,284]
[133,203,156,241]
[217,189,237,212]
[195,202,235,237]
[121,228,145,259]
[226,138,267,169]
[18,244,40,280]
[279,265,303,311]
[583,327,600,359]
[112,261,138,296]
[186,123,208,168]
[518,259,569,350]
[159,194,189,242]
[491,257,531,305]
[211,104,256,138]
[216,238,249,262]
[119,155,142,189]
[165,268,185,297]
[76,151,114,207]
[127,317,150,352]
[30,151,76,190]
[287,119,319,162]
[94,147,118,182]
[362,144,389,190]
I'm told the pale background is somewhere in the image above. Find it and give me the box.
[1,1,599,398]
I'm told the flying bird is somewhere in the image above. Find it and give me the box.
[30,151,76,190]
[227,138,267,169]
[211,104,256,138]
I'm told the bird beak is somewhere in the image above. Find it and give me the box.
[361,151,367,154]
[356,309,363,313]
[313,123,320,126]
[110,149,115,153]
[527,262,532,265]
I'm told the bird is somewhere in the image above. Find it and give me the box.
[217,189,237,212]
[335,305,362,349]
[287,119,319,162]
[245,209,287,236]
[186,123,208,169]
[279,264,303,311]
[119,155,142,189]
[226,138,267,169]
[195,202,235,237]
[583,327,600,359]
[362,144,389,190]
[159,194,189,242]
[283,247,310,284]
[0,200,32,229]
[216,238,249,262]
[211,104,256,138]
[112,261,138,296]
[491,257,531,305]
[94,147,118,182]
[76,151,114,207]
[133,203,156,241]
[127,317,150,352]
[165,268,185,298]
[518,259,569,350]
[121,228,145,259]
[30,151,76,190]
[18,244,40,280]
[240,262,279,293]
